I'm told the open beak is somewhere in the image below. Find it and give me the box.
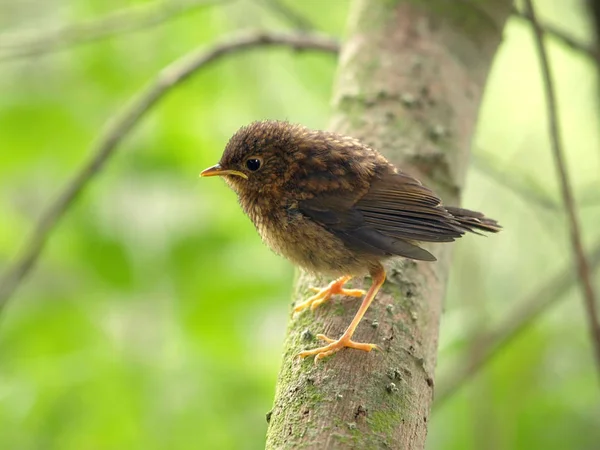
[200,164,248,179]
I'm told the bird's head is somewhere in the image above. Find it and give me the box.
[201,120,378,197]
[201,120,313,195]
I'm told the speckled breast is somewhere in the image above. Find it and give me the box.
[241,195,368,277]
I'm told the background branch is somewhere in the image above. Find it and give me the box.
[1,0,597,66]
[435,240,600,406]
[513,6,599,63]
[0,31,338,313]
[473,152,560,211]
[474,152,600,211]
[258,0,315,31]
[523,0,600,380]
[0,0,227,62]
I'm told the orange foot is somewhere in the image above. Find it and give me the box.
[298,334,378,362]
[293,276,365,313]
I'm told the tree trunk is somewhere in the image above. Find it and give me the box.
[265,1,512,448]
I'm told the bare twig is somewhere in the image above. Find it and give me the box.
[473,153,559,211]
[474,152,600,211]
[513,6,599,63]
[435,240,600,406]
[524,0,600,377]
[0,0,227,62]
[259,0,315,31]
[2,0,596,66]
[0,31,339,312]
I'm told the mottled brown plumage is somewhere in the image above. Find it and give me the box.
[201,120,501,361]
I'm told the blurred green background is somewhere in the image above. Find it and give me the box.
[1,0,599,448]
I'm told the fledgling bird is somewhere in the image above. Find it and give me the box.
[201,121,501,362]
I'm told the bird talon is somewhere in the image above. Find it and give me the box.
[293,292,325,313]
[315,334,335,343]
[342,288,367,297]
[293,276,363,313]
[298,334,378,362]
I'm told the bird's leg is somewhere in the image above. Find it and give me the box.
[298,264,386,362]
[293,275,365,313]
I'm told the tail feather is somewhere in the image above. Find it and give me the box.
[445,206,502,234]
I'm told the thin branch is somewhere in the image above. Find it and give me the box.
[474,152,600,211]
[524,0,600,377]
[513,6,599,63]
[435,0,600,411]
[472,153,560,211]
[0,31,339,312]
[259,0,315,31]
[2,1,596,66]
[435,240,600,406]
[0,0,227,62]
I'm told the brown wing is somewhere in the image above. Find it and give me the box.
[298,171,466,261]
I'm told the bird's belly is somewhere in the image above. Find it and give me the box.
[257,211,368,277]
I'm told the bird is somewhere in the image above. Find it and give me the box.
[201,120,501,362]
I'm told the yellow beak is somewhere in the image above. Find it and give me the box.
[200,164,248,179]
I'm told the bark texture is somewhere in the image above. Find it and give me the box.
[265,1,511,448]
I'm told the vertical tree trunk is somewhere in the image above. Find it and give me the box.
[266,1,511,448]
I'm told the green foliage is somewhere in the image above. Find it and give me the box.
[0,0,599,449]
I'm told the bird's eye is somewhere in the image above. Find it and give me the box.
[245,158,262,172]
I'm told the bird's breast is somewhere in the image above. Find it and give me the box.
[239,193,294,255]
[238,191,368,276]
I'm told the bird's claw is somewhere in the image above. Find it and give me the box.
[293,277,365,313]
[298,333,379,363]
